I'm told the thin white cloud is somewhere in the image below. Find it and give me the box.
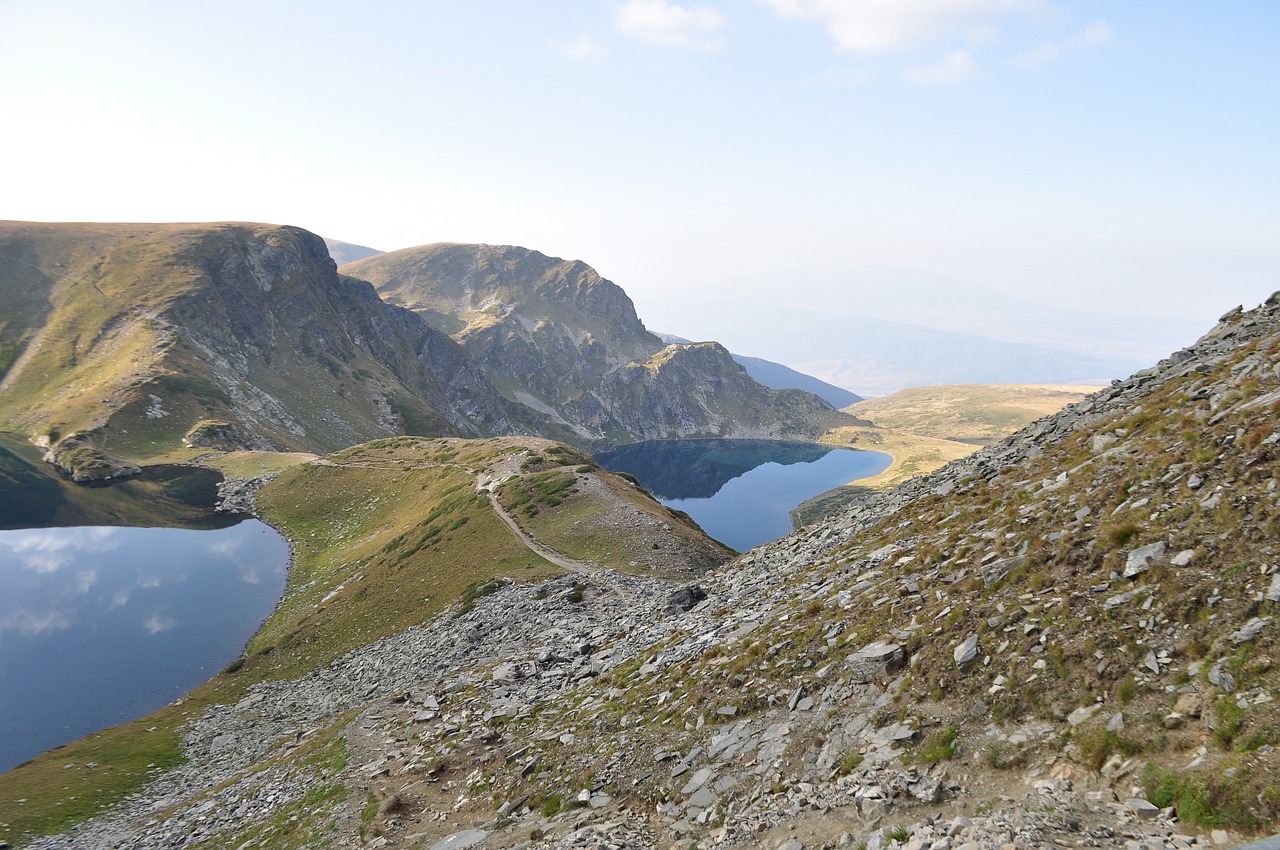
[615,0,728,51]
[206,537,243,558]
[1014,19,1113,67]
[551,35,605,60]
[906,50,978,85]
[0,608,73,637]
[75,569,97,594]
[18,551,71,574]
[760,0,1056,53]
[3,527,119,573]
[805,65,872,88]
[143,612,176,634]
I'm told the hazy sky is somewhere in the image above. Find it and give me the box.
[3,1,1278,351]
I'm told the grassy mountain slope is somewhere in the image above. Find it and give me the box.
[0,435,730,844]
[305,296,1280,848]
[344,244,850,445]
[18,296,1280,849]
[0,222,514,479]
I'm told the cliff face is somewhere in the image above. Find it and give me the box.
[0,222,513,477]
[344,243,850,445]
[591,341,848,442]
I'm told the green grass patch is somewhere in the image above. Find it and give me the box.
[917,725,959,764]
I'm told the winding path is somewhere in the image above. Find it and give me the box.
[317,453,602,574]
[483,490,600,574]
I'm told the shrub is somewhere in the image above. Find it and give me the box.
[1104,522,1140,547]
[918,725,959,764]
[1078,728,1140,772]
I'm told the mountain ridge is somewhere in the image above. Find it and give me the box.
[0,223,841,477]
[344,242,851,447]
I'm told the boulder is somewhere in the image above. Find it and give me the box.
[1124,541,1166,579]
[848,641,905,683]
[953,635,980,671]
[667,584,708,613]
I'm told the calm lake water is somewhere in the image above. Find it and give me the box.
[0,435,290,773]
[596,439,891,551]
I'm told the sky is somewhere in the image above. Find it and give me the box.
[3,1,1278,369]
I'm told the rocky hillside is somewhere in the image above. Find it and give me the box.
[15,295,1280,850]
[0,221,516,479]
[658,332,863,409]
[344,243,850,446]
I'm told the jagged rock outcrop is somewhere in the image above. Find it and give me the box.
[344,243,850,446]
[0,221,516,476]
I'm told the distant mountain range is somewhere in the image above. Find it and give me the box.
[324,240,1167,398]
[321,237,383,266]
[653,268,1188,396]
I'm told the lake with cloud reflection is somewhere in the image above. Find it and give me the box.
[0,435,290,772]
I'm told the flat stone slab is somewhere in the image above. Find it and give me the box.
[848,640,905,683]
[1067,704,1102,726]
[953,635,980,670]
[428,829,488,850]
[981,556,1022,588]
[1124,541,1166,579]
[1232,617,1272,644]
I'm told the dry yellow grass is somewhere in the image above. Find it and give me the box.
[196,450,319,478]
[815,384,1099,496]
[819,424,977,490]
[846,383,1101,445]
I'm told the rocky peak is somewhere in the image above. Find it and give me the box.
[345,243,847,447]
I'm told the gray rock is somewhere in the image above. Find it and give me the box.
[1128,798,1160,820]
[1124,541,1166,579]
[1171,549,1196,567]
[1067,704,1101,726]
[1231,617,1272,644]
[1267,574,1280,603]
[428,829,488,850]
[667,584,708,613]
[906,771,942,803]
[848,641,905,683]
[980,556,1022,588]
[953,635,980,671]
[1209,660,1237,692]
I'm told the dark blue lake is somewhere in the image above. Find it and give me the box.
[0,521,289,772]
[595,440,891,551]
[0,435,290,773]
